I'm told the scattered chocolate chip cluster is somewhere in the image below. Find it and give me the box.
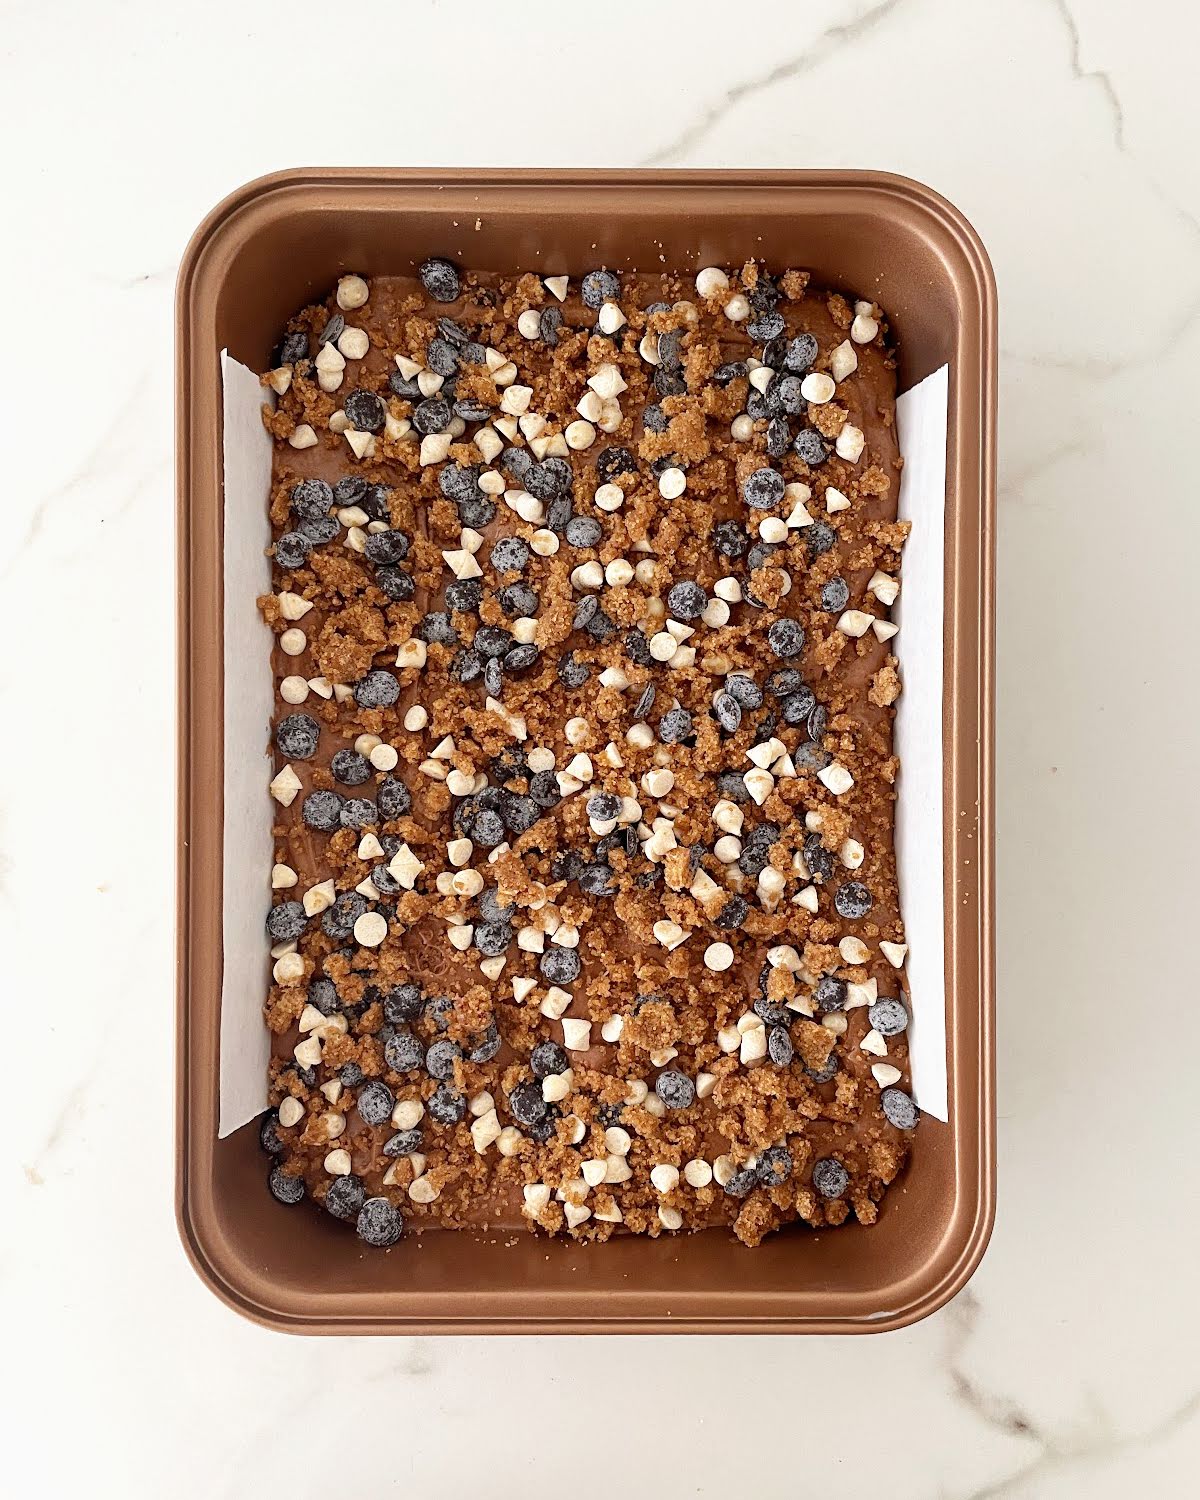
[257,255,916,1250]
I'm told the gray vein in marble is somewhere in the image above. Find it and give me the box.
[22,1072,95,1184]
[946,1288,1200,1499]
[638,0,905,166]
[1051,0,1125,152]
[0,374,158,582]
[366,1339,435,1380]
[115,264,177,290]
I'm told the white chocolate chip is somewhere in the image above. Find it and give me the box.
[279,628,306,656]
[565,419,596,450]
[800,372,836,404]
[277,591,313,622]
[880,941,908,969]
[840,935,870,964]
[302,879,336,917]
[288,424,318,450]
[499,384,533,416]
[872,1063,903,1088]
[587,362,627,400]
[740,1026,768,1066]
[683,1158,713,1188]
[642,767,675,798]
[793,885,819,913]
[338,326,370,361]
[396,638,428,670]
[344,429,375,460]
[704,942,734,972]
[837,609,874,640]
[523,1183,551,1215]
[388,844,425,890]
[713,1155,736,1187]
[712,799,743,836]
[517,308,542,339]
[271,862,297,890]
[565,752,593,783]
[825,486,851,514]
[315,342,345,376]
[277,1096,304,1129]
[540,988,572,1022]
[598,302,627,334]
[748,365,773,395]
[829,339,858,382]
[840,838,865,870]
[269,764,303,807]
[353,911,387,947]
[393,1098,424,1130]
[818,762,854,795]
[649,631,677,662]
[470,1108,503,1155]
[747,737,784,769]
[851,313,879,344]
[860,1029,888,1057]
[652,919,689,950]
[292,1033,323,1069]
[868,570,900,606]
[743,767,774,805]
[723,293,750,322]
[442,547,482,581]
[402,1176,436,1204]
[846,978,878,1009]
[279,675,309,705]
[695,266,730,298]
[541,1072,572,1104]
[369,743,398,772]
[651,1164,680,1193]
[559,1018,591,1053]
[336,274,369,311]
[419,433,452,466]
[324,1148,352,1177]
[836,424,865,462]
[658,466,686,499]
[714,835,742,864]
[267,367,292,395]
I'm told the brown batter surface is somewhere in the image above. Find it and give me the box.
[255,258,917,1249]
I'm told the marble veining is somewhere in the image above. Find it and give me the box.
[3,0,1197,1495]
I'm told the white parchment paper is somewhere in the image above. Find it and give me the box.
[894,364,949,1121]
[216,356,952,1133]
[219,352,275,1137]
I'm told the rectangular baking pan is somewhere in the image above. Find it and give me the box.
[176,168,995,1333]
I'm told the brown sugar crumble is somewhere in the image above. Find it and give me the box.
[257,257,917,1251]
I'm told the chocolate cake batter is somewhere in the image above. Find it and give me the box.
[255,258,917,1248]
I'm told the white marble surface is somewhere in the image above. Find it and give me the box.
[4,0,1198,1493]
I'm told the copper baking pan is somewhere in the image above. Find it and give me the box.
[176,168,995,1333]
